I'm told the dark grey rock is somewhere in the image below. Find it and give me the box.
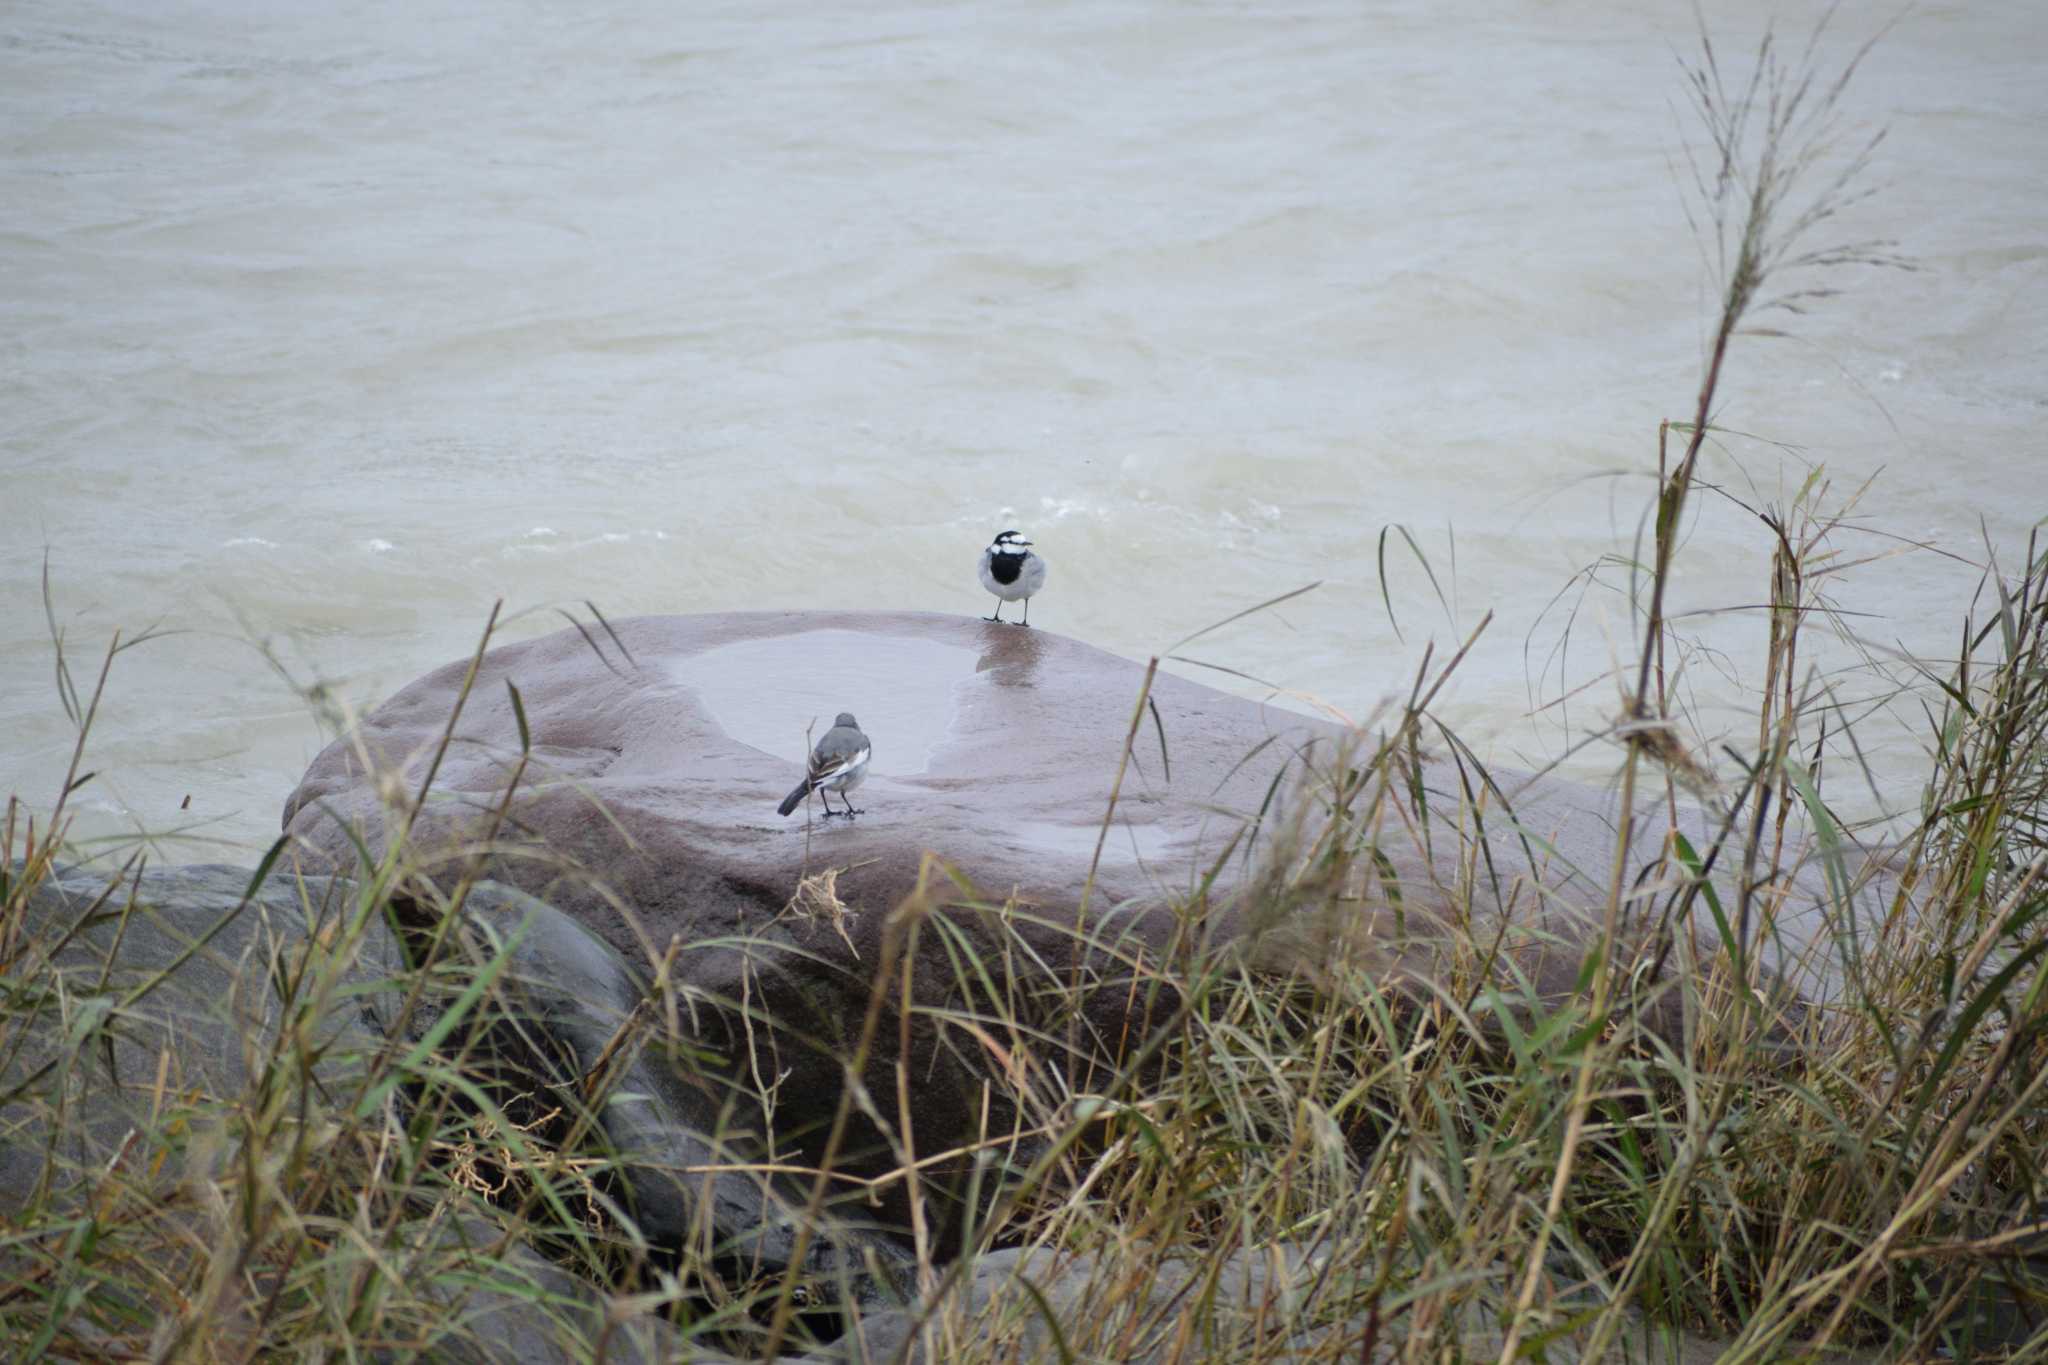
[283,614,1218,1250]
[1,861,403,1215]
[371,1215,726,1365]
[1,860,901,1345]
[795,1243,1785,1364]
[795,1243,1315,1364]
[278,614,1910,1009]
[279,611,1911,1248]
[445,880,913,1289]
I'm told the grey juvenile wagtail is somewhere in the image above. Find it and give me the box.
[979,529,1046,626]
[777,712,871,819]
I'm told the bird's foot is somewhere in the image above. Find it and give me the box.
[843,807,864,818]
[983,614,1003,623]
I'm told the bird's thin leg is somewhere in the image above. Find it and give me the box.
[1019,597,1030,627]
[818,789,837,818]
[985,599,1005,623]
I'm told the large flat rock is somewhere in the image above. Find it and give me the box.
[281,612,1906,1235]
[285,611,1895,995]
[286,611,1296,938]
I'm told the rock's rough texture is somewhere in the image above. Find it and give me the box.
[446,878,908,1285]
[285,612,1271,944]
[0,862,403,1216]
[287,613,1292,1238]
[285,611,1902,989]
[1,861,887,1339]
[378,1216,725,1365]
[790,1242,1779,1364]
[282,613,1908,1235]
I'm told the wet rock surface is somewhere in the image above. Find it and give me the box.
[280,612,1909,1240]
[284,612,1302,1238]
[285,611,1900,1003]
[284,611,1273,945]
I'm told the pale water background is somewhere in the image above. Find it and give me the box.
[3,0,2043,862]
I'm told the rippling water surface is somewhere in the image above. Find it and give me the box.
[3,0,2042,857]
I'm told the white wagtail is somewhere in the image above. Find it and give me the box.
[978,529,1047,626]
[777,712,871,819]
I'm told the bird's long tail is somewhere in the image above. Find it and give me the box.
[777,778,814,816]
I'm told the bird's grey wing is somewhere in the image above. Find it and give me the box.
[810,740,871,783]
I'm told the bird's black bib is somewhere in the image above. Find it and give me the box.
[989,551,1025,586]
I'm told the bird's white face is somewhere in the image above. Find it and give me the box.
[991,531,1032,553]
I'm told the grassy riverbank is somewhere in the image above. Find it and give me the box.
[8,541,2043,1363]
